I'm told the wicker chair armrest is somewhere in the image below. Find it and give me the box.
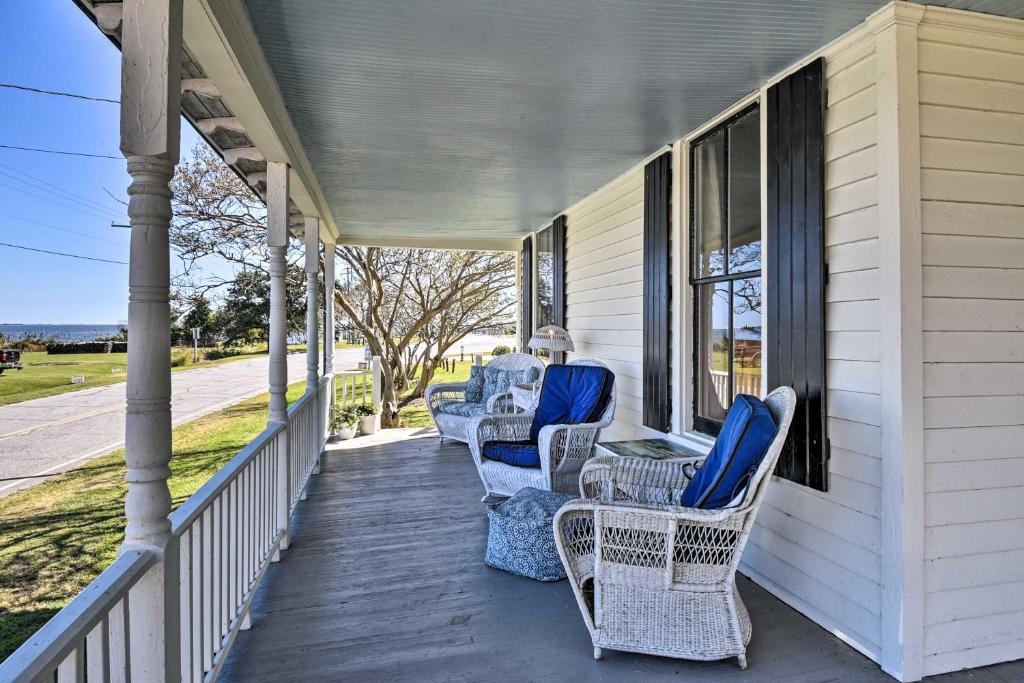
[486,391,516,414]
[538,423,601,482]
[424,382,469,411]
[578,455,706,506]
[467,413,534,463]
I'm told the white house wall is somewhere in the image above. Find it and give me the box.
[915,9,1024,677]
[742,29,884,662]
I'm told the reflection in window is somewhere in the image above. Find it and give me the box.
[535,226,554,359]
[690,106,762,435]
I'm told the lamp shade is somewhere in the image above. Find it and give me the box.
[528,325,575,352]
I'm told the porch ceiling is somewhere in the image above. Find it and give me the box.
[242,0,1024,243]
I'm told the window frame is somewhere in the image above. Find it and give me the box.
[688,103,762,436]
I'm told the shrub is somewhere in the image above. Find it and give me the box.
[203,346,247,361]
[492,345,512,356]
[46,341,127,354]
[330,406,359,431]
[355,402,379,417]
[170,350,191,367]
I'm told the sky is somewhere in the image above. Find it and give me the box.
[0,1,205,324]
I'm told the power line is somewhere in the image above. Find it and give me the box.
[0,180,123,223]
[0,240,127,265]
[0,211,127,246]
[0,82,118,104]
[0,144,120,160]
[0,163,125,217]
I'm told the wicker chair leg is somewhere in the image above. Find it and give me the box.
[593,647,602,661]
[737,654,748,670]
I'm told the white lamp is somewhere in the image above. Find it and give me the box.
[528,325,575,353]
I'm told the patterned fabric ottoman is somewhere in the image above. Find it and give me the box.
[485,487,576,581]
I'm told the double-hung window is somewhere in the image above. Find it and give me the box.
[690,105,762,435]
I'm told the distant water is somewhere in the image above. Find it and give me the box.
[0,324,122,342]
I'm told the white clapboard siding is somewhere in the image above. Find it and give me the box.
[743,36,883,662]
[563,165,659,442]
[918,17,1024,676]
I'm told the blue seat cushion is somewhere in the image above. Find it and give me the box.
[529,364,614,442]
[464,364,485,402]
[438,401,487,418]
[482,440,541,468]
[682,394,778,509]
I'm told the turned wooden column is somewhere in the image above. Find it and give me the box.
[304,216,320,390]
[266,161,290,553]
[118,0,183,679]
[323,239,336,376]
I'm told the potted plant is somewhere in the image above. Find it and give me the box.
[330,406,359,441]
[355,402,380,435]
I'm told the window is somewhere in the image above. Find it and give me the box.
[690,105,761,435]
[534,225,554,359]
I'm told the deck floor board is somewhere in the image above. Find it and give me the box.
[221,431,1024,682]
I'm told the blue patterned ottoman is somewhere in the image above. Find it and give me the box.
[485,487,576,581]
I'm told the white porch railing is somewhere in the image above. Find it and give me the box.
[710,369,762,402]
[0,368,366,683]
[335,368,371,407]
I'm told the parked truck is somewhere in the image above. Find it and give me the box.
[0,349,23,375]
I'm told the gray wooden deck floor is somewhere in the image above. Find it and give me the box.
[221,430,1024,682]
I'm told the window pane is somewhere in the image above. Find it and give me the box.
[728,111,761,275]
[535,227,553,330]
[732,277,762,400]
[696,282,731,422]
[694,131,727,278]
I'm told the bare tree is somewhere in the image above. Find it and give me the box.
[169,143,515,427]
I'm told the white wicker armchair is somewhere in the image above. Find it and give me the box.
[425,352,544,444]
[467,359,616,498]
[553,386,796,670]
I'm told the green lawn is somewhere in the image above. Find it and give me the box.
[0,353,479,660]
[0,381,308,661]
[0,348,268,407]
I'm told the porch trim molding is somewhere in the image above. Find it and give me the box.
[182,0,337,239]
[871,2,926,682]
[335,234,521,252]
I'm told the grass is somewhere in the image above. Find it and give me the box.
[0,347,268,407]
[0,381,308,661]
[0,353,476,659]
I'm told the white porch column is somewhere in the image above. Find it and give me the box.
[323,239,336,375]
[118,1,182,680]
[266,161,290,553]
[304,216,320,390]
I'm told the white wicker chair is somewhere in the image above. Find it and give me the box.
[467,359,617,498]
[553,386,796,670]
[425,352,544,444]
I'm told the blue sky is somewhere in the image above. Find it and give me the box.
[0,1,204,324]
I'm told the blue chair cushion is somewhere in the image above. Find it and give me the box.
[438,401,487,418]
[482,441,541,468]
[485,487,576,581]
[464,364,485,403]
[482,366,541,404]
[529,364,614,442]
[682,394,778,509]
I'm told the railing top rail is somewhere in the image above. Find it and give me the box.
[287,389,317,419]
[318,373,333,389]
[0,549,154,682]
[335,368,370,376]
[170,421,285,534]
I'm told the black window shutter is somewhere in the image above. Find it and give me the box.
[643,151,672,432]
[551,215,568,362]
[767,57,828,492]
[520,236,533,353]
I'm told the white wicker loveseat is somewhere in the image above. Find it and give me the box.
[425,352,544,444]
[467,359,616,498]
[553,386,796,669]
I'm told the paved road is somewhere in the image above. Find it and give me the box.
[0,349,361,497]
[0,334,511,497]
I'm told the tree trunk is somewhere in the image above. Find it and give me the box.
[411,357,441,399]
